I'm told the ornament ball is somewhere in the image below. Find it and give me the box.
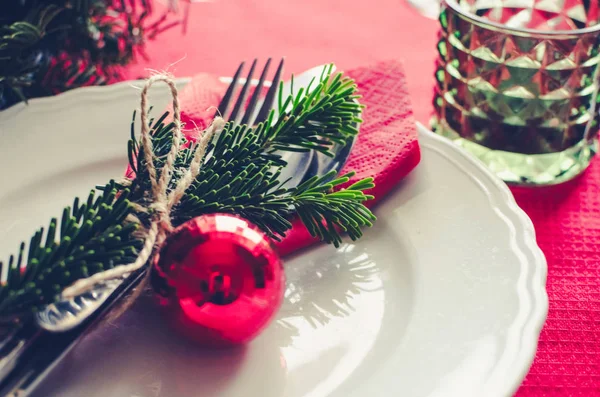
[152,213,285,346]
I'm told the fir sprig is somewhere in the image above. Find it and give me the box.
[267,64,363,156]
[0,68,374,320]
[0,182,142,319]
[0,0,176,109]
[291,172,375,247]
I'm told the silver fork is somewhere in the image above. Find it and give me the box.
[217,58,285,126]
[219,60,359,190]
[215,58,314,189]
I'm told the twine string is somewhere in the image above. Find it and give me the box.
[62,74,225,299]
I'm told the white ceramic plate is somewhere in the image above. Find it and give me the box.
[0,79,548,397]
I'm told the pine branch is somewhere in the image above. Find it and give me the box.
[266,64,363,156]
[126,117,375,245]
[0,182,143,318]
[123,66,373,243]
[0,68,374,321]
[289,171,376,247]
[125,80,369,240]
[0,1,177,109]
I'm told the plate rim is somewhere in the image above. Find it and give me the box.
[417,122,548,396]
[0,80,548,396]
[0,78,193,122]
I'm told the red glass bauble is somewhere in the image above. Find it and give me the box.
[152,214,285,346]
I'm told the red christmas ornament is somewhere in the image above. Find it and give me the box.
[152,213,285,346]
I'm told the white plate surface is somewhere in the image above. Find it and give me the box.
[0,79,547,397]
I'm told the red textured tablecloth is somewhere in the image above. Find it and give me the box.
[123,1,600,394]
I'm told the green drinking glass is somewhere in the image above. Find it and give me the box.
[432,0,600,186]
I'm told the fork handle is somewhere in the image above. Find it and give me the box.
[0,269,147,397]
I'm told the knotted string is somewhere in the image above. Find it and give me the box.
[62,74,225,299]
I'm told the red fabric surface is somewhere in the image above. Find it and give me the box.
[121,0,600,394]
[511,178,600,396]
[168,61,420,255]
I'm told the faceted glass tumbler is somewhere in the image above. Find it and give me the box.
[432,0,600,185]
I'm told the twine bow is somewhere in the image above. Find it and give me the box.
[62,74,225,299]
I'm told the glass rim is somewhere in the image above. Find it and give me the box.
[445,0,600,37]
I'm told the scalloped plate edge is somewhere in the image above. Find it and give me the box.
[417,122,548,396]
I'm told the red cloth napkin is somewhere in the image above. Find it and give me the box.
[173,60,421,256]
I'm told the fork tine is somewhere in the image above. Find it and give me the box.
[217,61,245,118]
[229,59,257,124]
[255,58,284,124]
[241,58,272,125]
